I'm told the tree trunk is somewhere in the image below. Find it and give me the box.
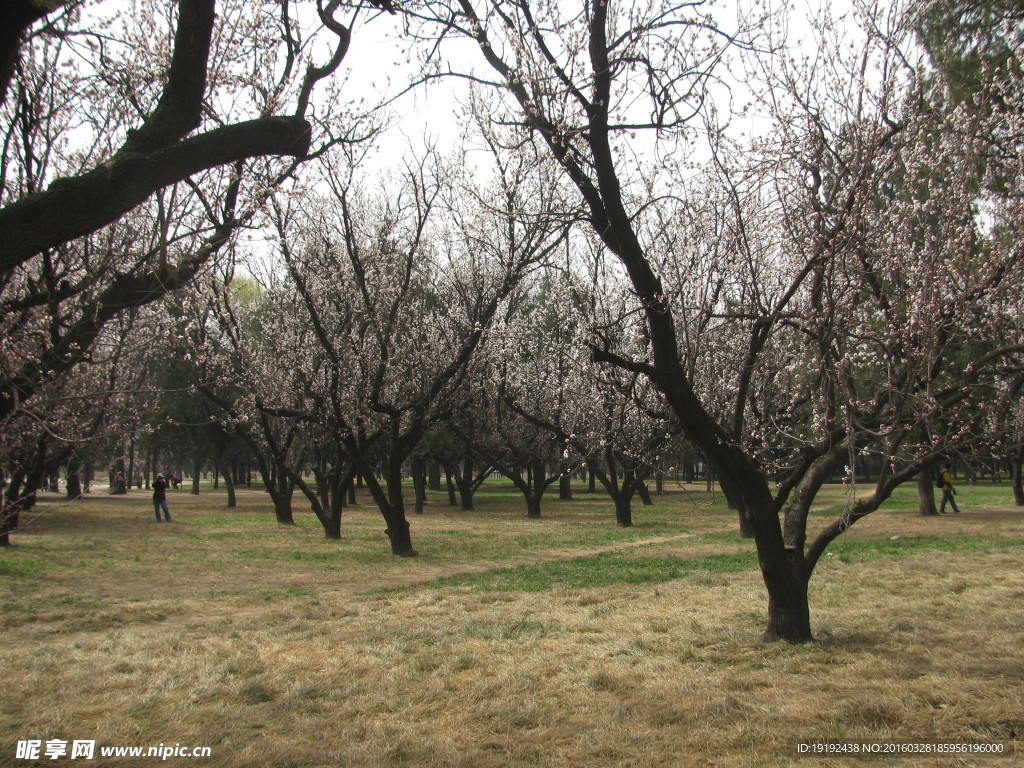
[65,456,82,499]
[717,471,754,538]
[637,480,653,506]
[111,456,127,494]
[0,496,21,547]
[559,473,572,500]
[588,468,596,492]
[456,477,474,510]
[375,446,418,557]
[2,472,36,547]
[273,495,294,525]
[614,494,633,527]
[144,444,153,490]
[457,454,475,510]
[427,461,442,491]
[917,469,938,515]
[321,473,345,540]
[191,449,201,495]
[445,465,458,506]
[385,517,417,556]
[322,510,341,540]
[1011,446,1024,507]
[761,571,812,643]
[526,494,542,518]
[412,456,426,514]
[507,469,542,518]
[754,515,813,643]
[127,435,136,490]
[222,459,236,508]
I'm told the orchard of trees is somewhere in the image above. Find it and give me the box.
[2,0,1023,642]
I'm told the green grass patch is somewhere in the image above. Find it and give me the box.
[1,601,35,614]
[824,533,1023,563]
[875,483,1017,511]
[421,550,759,593]
[415,531,1024,593]
[0,552,51,577]
[257,585,317,601]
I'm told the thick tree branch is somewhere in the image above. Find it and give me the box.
[0,0,74,107]
[0,116,311,278]
[0,166,249,423]
[121,0,214,153]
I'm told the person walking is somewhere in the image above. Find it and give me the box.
[153,474,172,522]
[939,463,960,514]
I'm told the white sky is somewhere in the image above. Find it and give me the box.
[333,0,871,170]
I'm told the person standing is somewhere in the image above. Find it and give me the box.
[153,474,172,522]
[939,463,960,514]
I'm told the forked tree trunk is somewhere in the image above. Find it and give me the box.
[718,472,754,539]
[253,450,295,524]
[753,514,813,643]
[379,474,416,556]
[762,572,812,643]
[322,510,341,540]
[507,469,537,518]
[362,445,419,558]
[274,497,295,525]
[456,477,474,510]
[456,454,476,511]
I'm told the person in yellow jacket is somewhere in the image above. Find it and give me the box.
[939,464,960,514]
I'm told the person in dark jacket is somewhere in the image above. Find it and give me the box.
[153,474,172,522]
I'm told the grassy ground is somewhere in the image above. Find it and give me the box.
[1,481,1022,767]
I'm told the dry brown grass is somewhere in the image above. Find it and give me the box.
[1,484,1021,767]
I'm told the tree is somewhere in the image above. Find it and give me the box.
[493,271,670,525]
[916,0,1023,107]
[412,0,1024,641]
[0,308,156,544]
[0,0,373,528]
[208,141,568,553]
